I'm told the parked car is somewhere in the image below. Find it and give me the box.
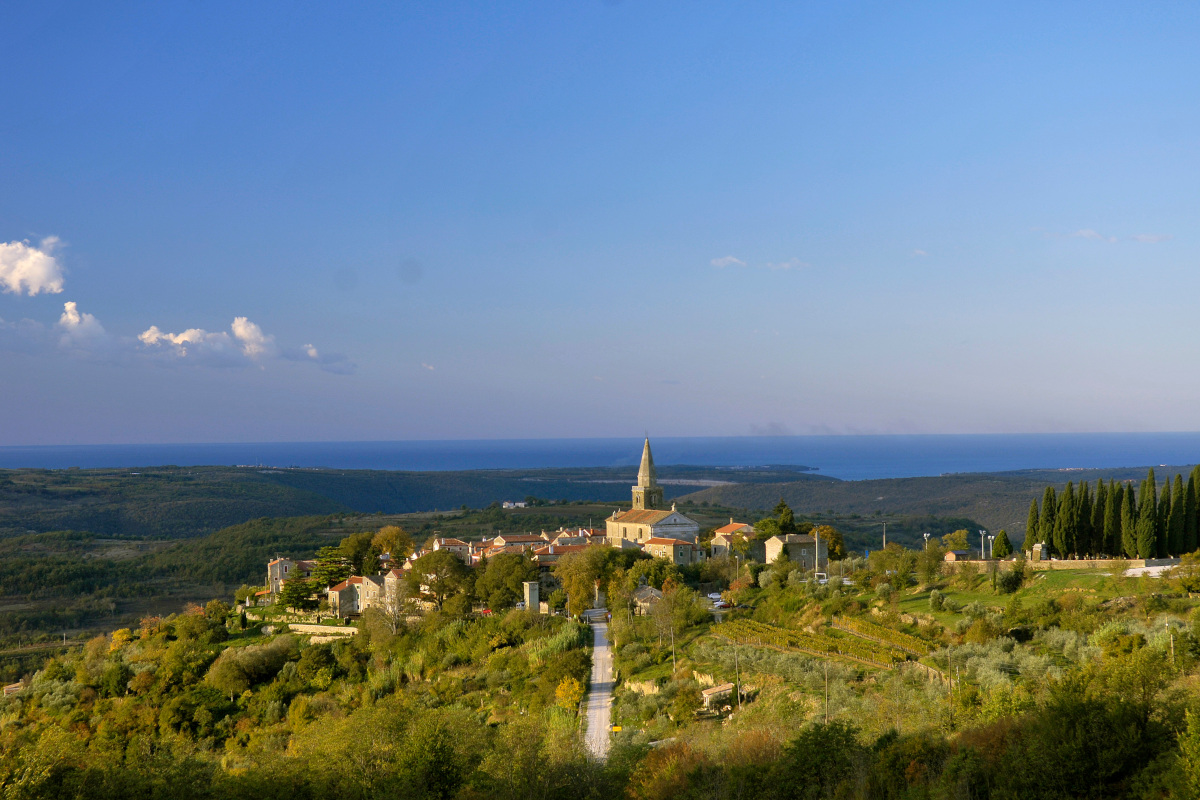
[713,600,730,609]
[707,593,723,601]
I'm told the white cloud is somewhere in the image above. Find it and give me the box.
[1070,229,1117,243]
[764,257,808,271]
[1132,233,1172,243]
[231,316,277,359]
[422,362,435,371]
[57,301,106,347]
[0,237,65,296]
[713,255,808,271]
[911,249,928,257]
[138,317,353,374]
[139,324,236,359]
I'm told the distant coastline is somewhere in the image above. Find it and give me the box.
[2,432,1200,481]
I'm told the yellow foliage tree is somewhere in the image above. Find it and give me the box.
[555,677,584,711]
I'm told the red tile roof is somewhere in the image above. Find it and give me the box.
[645,537,693,546]
[612,509,680,525]
[714,522,753,535]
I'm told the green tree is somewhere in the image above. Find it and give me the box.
[1187,471,1200,554]
[1177,710,1200,800]
[1039,486,1057,548]
[993,529,1013,558]
[1103,481,1121,557]
[1026,498,1040,550]
[408,550,470,610]
[1137,472,1158,559]
[813,524,845,560]
[1170,474,1187,556]
[1053,481,1076,557]
[916,541,945,585]
[278,577,318,611]
[942,529,969,551]
[310,546,353,589]
[769,721,862,800]
[1121,483,1138,558]
[475,552,537,610]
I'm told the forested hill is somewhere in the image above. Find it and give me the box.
[678,465,1200,544]
[0,464,824,540]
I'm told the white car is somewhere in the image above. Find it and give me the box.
[713,600,730,609]
[707,593,723,601]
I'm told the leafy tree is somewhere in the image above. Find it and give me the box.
[407,550,470,610]
[278,577,318,611]
[310,546,352,589]
[770,722,862,800]
[916,542,944,586]
[993,529,1013,558]
[371,525,414,566]
[626,557,683,591]
[812,524,845,560]
[475,552,537,610]
[555,677,584,711]
[1177,710,1200,799]
[942,529,969,551]
[339,531,376,576]
[753,517,782,540]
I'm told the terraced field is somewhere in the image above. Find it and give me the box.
[713,618,919,669]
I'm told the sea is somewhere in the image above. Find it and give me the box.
[2,433,1200,481]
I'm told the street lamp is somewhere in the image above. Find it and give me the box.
[923,532,931,550]
[987,534,995,560]
[979,530,987,561]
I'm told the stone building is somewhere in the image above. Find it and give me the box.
[606,439,700,546]
[764,533,827,570]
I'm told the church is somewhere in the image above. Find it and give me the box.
[606,439,701,547]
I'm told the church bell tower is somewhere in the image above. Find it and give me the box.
[631,438,665,511]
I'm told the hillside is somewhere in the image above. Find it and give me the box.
[679,464,1200,546]
[0,464,822,540]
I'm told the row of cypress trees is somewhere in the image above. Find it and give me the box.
[1024,467,1200,559]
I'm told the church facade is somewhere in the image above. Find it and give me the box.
[606,439,701,546]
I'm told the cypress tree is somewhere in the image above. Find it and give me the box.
[1102,481,1120,556]
[993,529,1013,558]
[1187,473,1199,554]
[1121,483,1138,558]
[1137,471,1158,559]
[1054,482,1076,557]
[1025,499,1039,553]
[1040,486,1057,549]
[1158,473,1171,558]
[1077,482,1093,556]
[1170,474,1186,556]
[1092,480,1107,554]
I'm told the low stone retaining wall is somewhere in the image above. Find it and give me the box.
[287,624,358,636]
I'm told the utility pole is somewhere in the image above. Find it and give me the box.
[979,530,987,561]
[923,532,930,550]
[734,644,742,709]
[882,522,887,549]
[824,659,830,723]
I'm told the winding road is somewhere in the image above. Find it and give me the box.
[583,610,613,760]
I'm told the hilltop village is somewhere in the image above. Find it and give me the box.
[259,440,830,619]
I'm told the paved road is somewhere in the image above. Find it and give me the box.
[583,611,613,760]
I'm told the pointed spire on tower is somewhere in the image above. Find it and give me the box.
[637,437,658,488]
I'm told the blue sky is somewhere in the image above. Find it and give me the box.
[2,2,1199,445]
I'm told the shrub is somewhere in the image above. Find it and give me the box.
[876,583,894,602]
[929,590,945,612]
[997,569,1023,594]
